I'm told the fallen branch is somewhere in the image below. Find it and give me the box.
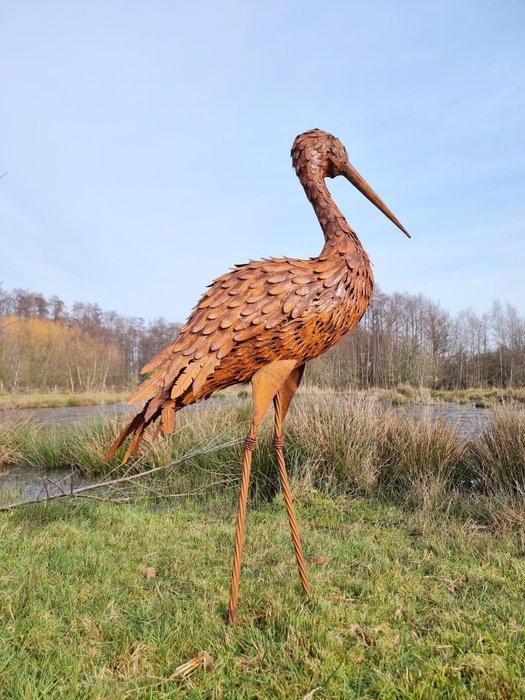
[0,437,242,512]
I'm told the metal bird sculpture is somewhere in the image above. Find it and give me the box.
[107,129,410,623]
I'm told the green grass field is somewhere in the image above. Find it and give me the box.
[1,496,524,698]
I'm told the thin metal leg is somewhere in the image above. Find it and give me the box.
[274,393,310,595]
[227,428,257,624]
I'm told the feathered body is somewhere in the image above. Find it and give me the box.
[108,129,409,462]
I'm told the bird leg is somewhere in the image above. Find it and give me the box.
[227,422,258,625]
[227,359,297,625]
[273,367,310,596]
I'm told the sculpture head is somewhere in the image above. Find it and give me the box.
[292,129,411,238]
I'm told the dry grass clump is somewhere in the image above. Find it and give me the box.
[376,384,434,405]
[288,389,468,510]
[378,411,468,510]
[470,404,525,493]
[460,491,525,531]
[287,391,383,492]
[13,418,122,474]
[1,401,279,501]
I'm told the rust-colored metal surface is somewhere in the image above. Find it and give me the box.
[107,129,410,623]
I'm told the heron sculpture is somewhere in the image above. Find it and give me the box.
[107,129,410,623]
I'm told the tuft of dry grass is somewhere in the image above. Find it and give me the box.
[375,384,435,405]
[287,391,383,492]
[378,411,468,509]
[286,390,469,510]
[470,404,525,493]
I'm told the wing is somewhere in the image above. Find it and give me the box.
[128,253,350,408]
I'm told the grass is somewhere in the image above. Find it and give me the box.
[367,385,525,406]
[1,496,524,698]
[429,387,525,407]
[2,385,525,411]
[470,406,525,489]
[0,391,131,409]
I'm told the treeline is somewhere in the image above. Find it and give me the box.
[0,286,181,392]
[1,284,524,393]
[308,289,525,389]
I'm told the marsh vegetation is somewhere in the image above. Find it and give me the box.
[2,389,525,528]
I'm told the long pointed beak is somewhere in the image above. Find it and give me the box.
[344,163,411,238]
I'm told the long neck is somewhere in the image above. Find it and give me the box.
[295,158,367,257]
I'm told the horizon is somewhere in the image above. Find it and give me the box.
[1,1,524,320]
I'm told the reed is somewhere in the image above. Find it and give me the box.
[378,411,468,510]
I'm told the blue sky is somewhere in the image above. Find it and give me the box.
[1,0,524,322]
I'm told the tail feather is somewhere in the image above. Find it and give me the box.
[140,340,180,375]
[123,422,146,463]
[105,396,181,464]
[105,411,145,461]
[161,401,176,435]
[144,390,170,422]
